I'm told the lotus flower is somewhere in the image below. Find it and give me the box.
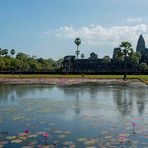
[43,133,49,138]
[24,130,29,134]
[131,122,137,134]
[118,135,126,142]
[42,133,49,145]
[131,122,137,127]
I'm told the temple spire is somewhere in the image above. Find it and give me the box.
[136,34,146,54]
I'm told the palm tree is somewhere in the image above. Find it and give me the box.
[103,55,111,70]
[119,41,133,80]
[114,48,123,69]
[74,38,81,59]
[10,49,15,57]
[0,48,2,56]
[1,50,5,56]
[75,50,80,59]
[81,54,84,59]
[4,49,8,57]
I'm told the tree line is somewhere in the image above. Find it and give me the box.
[0,48,63,72]
[74,38,148,72]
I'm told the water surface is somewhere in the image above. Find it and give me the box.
[0,84,148,147]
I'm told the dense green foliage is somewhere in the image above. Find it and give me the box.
[89,52,98,59]
[115,41,148,72]
[0,49,63,72]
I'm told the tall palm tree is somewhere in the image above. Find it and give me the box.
[4,49,8,57]
[1,49,5,56]
[119,41,133,80]
[10,49,15,57]
[81,54,84,59]
[74,38,81,59]
[103,55,111,70]
[0,48,2,56]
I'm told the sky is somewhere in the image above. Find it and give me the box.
[0,0,148,60]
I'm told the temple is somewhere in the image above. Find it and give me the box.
[61,35,148,73]
[136,35,146,54]
[136,35,148,62]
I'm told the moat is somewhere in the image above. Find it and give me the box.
[0,84,148,147]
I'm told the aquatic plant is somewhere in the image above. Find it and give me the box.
[24,130,29,134]
[118,135,127,148]
[131,122,137,134]
[42,133,49,145]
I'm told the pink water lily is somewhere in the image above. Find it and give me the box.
[42,133,49,145]
[43,133,49,138]
[130,122,137,134]
[131,122,137,127]
[118,135,126,142]
[24,130,29,134]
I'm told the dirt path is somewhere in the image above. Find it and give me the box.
[0,78,147,87]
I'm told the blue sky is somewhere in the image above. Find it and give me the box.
[0,0,148,59]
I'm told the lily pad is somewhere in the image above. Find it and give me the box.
[76,137,87,142]
[63,141,74,145]
[19,133,28,137]
[0,141,8,145]
[36,131,46,135]
[13,116,24,121]
[144,134,148,138]
[63,131,71,135]
[21,146,34,148]
[28,141,38,146]
[28,134,38,138]
[19,136,27,140]
[58,134,66,138]
[11,139,23,143]
[54,130,63,134]
[83,139,98,145]
[6,136,17,140]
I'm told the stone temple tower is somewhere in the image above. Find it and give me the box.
[136,35,146,54]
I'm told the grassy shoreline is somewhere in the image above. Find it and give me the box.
[0,74,148,84]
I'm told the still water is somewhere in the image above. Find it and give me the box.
[0,84,148,147]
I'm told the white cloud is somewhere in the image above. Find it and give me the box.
[126,17,142,23]
[56,24,148,47]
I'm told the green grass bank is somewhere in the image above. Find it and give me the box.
[0,74,148,84]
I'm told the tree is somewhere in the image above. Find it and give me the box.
[4,49,8,57]
[0,58,5,70]
[135,51,141,59]
[81,54,84,59]
[2,58,11,71]
[16,52,29,61]
[103,55,111,70]
[139,63,148,72]
[130,52,141,71]
[1,50,5,56]
[10,49,15,57]
[54,58,63,69]
[0,48,2,56]
[89,52,98,59]
[28,59,41,72]
[119,41,133,80]
[1,49,8,57]
[74,38,81,59]
[115,49,124,69]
